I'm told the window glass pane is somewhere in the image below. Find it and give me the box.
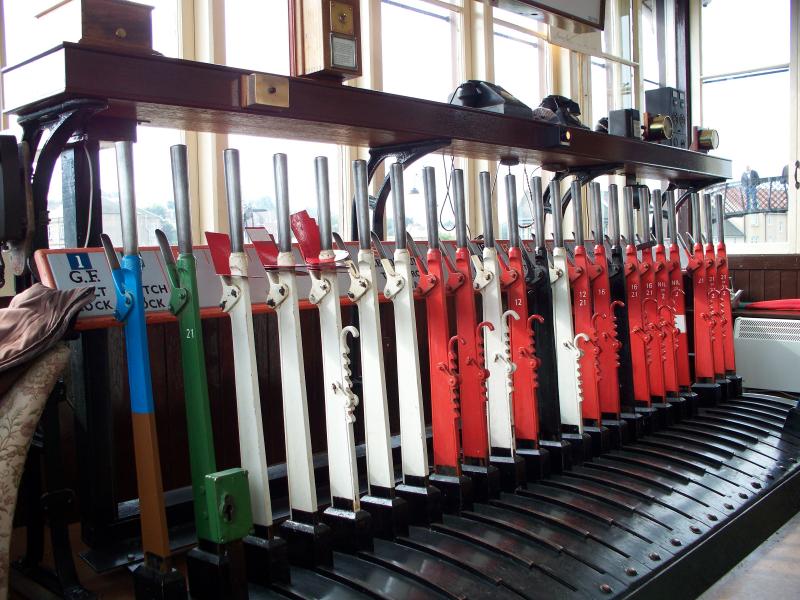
[228,135,342,238]
[2,0,179,65]
[701,0,789,76]
[602,0,632,61]
[590,59,609,126]
[495,163,544,243]
[492,6,547,34]
[225,0,290,73]
[385,155,464,242]
[381,0,461,102]
[47,159,64,249]
[493,24,541,109]
[100,128,184,248]
[702,70,790,245]
[641,0,660,87]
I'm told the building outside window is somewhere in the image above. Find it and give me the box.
[700,0,792,248]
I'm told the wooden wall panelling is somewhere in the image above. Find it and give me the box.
[215,317,240,471]
[164,320,191,492]
[764,270,782,301]
[780,270,798,299]
[748,270,765,302]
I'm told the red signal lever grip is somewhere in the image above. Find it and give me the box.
[716,243,737,373]
[667,244,692,389]
[625,246,652,405]
[451,245,491,462]
[569,247,602,423]
[422,247,463,473]
[505,246,541,444]
[591,243,622,417]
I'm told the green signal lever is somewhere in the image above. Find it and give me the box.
[156,144,253,599]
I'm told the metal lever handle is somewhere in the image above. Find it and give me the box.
[223,148,244,253]
[423,166,439,250]
[652,189,664,245]
[453,168,468,249]
[274,153,292,253]
[390,163,406,249]
[315,156,333,252]
[531,176,544,246]
[115,141,138,256]
[155,229,175,267]
[170,144,193,254]
[608,184,620,246]
[691,192,702,242]
[101,233,120,271]
[406,232,429,273]
[794,160,799,190]
[571,180,584,247]
[551,179,563,248]
[353,160,371,251]
[479,171,494,248]
[506,173,520,248]
[370,231,391,262]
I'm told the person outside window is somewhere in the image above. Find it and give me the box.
[741,166,760,211]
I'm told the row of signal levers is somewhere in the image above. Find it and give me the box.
[99,140,786,600]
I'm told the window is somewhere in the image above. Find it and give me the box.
[700,0,792,250]
[100,128,185,248]
[385,154,464,242]
[225,1,342,238]
[493,10,545,110]
[224,0,290,74]
[381,0,463,103]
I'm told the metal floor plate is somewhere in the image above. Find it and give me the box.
[252,400,800,599]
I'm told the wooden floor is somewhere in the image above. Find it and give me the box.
[700,510,800,599]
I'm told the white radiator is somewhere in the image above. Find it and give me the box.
[734,317,800,393]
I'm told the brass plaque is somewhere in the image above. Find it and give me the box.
[330,1,354,36]
[241,73,289,109]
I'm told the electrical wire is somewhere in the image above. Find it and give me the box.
[439,153,457,231]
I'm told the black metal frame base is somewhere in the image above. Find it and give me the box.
[620,412,645,440]
[460,463,501,502]
[651,402,677,427]
[278,517,333,568]
[693,381,723,406]
[516,447,551,482]
[132,563,187,600]
[538,439,572,474]
[321,507,373,553]
[243,534,290,585]
[716,378,733,401]
[428,473,474,514]
[395,481,443,525]
[359,493,410,539]
[727,375,744,397]
[583,425,612,456]
[489,454,527,492]
[601,419,629,448]
[252,398,800,600]
[679,390,700,416]
[185,541,248,600]
[562,432,593,464]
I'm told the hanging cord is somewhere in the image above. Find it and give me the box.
[519,163,542,231]
[439,153,457,231]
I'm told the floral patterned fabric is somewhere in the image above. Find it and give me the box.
[0,344,70,600]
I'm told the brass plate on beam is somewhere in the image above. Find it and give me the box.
[330,1,355,36]
[241,73,289,109]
